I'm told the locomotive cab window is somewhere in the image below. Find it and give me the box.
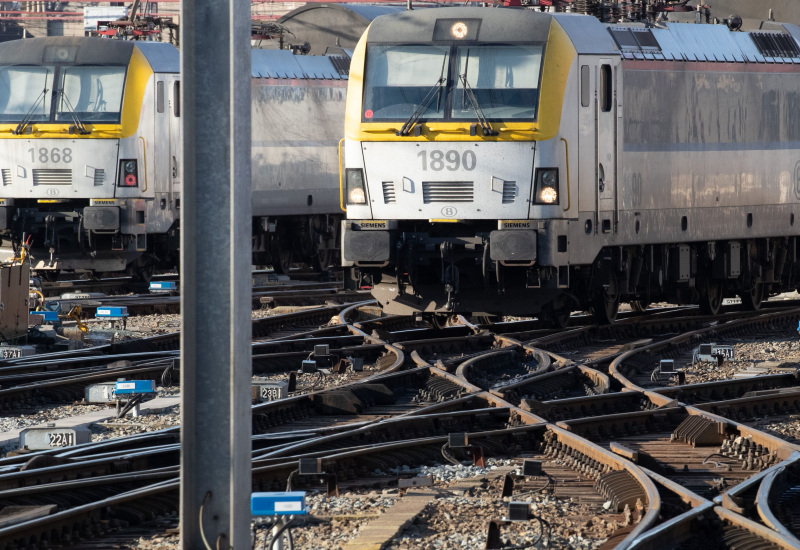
[0,65,55,122]
[363,45,450,121]
[452,44,542,120]
[55,66,126,123]
[362,43,543,122]
[0,64,125,124]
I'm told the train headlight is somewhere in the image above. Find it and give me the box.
[534,168,559,205]
[346,168,367,205]
[118,159,139,188]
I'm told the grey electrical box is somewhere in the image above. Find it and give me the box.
[659,359,676,374]
[314,344,330,356]
[20,426,91,450]
[253,380,289,402]
[85,382,118,404]
[507,502,529,522]
[522,459,542,477]
[301,360,317,373]
[299,457,322,475]
[351,357,364,372]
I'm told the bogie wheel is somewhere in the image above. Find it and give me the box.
[629,300,649,313]
[698,278,724,315]
[592,282,620,324]
[276,245,294,275]
[126,259,156,283]
[740,282,766,311]
[314,249,335,272]
[540,300,571,329]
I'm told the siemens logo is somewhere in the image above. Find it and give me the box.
[358,221,388,230]
[500,221,532,229]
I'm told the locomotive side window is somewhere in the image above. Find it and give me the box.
[580,65,590,108]
[56,66,126,123]
[0,66,54,122]
[173,81,180,117]
[157,81,164,113]
[600,64,612,112]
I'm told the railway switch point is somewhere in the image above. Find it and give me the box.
[19,425,91,451]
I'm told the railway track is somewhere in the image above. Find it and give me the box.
[0,303,798,548]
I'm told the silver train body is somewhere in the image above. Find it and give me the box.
[340,8,800,322]
[0,37,347,277]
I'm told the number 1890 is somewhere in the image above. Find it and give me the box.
[418,149,476,172]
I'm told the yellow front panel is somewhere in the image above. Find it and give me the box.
[0,47,152,140]
[345,19,576,143]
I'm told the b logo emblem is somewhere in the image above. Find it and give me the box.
[46,188,59,197]
[441,206,457,217]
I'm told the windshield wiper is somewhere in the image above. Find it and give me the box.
[13,80,49,135]
[56,89,90,135]
[458,50,497,136]
[397,54,448,137]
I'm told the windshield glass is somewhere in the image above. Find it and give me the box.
[56,66,126,123]
[362,43,544,122]
[363,45,449,121]
[453,44,543,120]
[0,66,55,123]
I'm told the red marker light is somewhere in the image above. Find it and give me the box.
[125,174,137,186]
[365,109,373,119]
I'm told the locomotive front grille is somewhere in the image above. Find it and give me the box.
[502,181,517,204]
[422,181,474,203]
[1,170,10,186]
[382,181,396,204]
[33,169,72,186]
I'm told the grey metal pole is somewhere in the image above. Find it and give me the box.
[180,0,252,547]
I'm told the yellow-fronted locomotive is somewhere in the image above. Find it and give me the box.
[0,37,350,279]
[341,6,800,324]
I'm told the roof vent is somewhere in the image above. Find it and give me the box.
[751,32,800,58]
